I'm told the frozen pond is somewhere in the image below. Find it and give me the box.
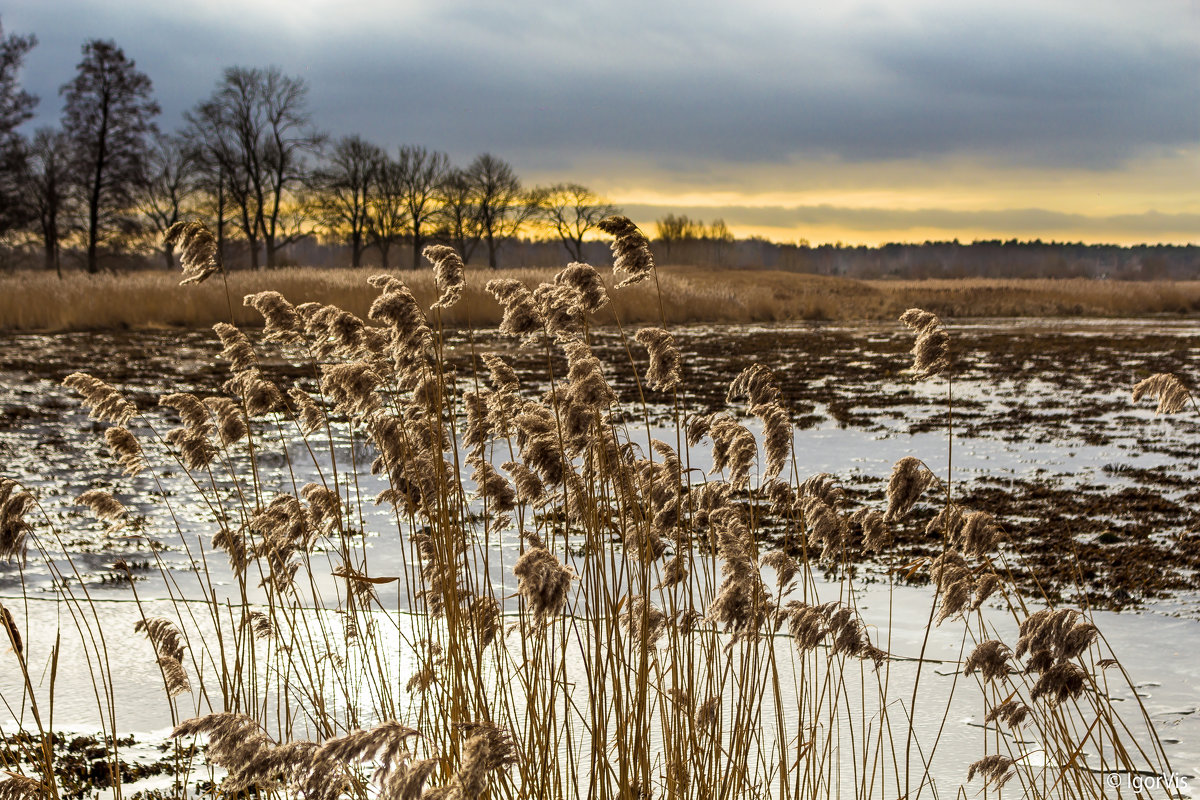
[2,317,1199,796]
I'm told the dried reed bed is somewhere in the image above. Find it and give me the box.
[0,223,1184,799]
[874,277,1200,318]
[8,267,1200,332]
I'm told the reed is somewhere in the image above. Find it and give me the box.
[0,219,1182,799]
[6,268,1200,332]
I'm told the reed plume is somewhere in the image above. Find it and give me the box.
[161,392,217,470]
[481,352,520,395]
[708,508,770,642]
[317,721,420,790]
[320,362,383,421]
[75,489,127,523]
[799,473,846,508]
[213,322,258,373]
[0,604,21,656]
[244,290,301,341]
[367,274,434,366]
[1030,661,1086,705]
[966,754,1015,789]
[172,713,308,794]
[761,550,799,592]
[727,363,781,407]
[899,307,950,379]
[852,507,890,552]
[165,220,221,285]
[534,282,584,340]
[926,503,964,539]
[242,610,274,640]
[884,456,934,521]
[0,775,43,800]
[425,725,515,800]
[63,372,136,426]
[621,595,668,649]
[689,413,757,490]
[822,602,886,663]
[135,617,190,697]
[985,699,1031,729]
[964,640,1012,682]
[1132,373,1191,414]
[301,483,342,536]
[554,262,609,314]
[634,327,682,391]
[470,457,517,518]
[423,244,466,309]
[783,602,828,653]
[486,279,545,342]
[804,495,848,562]
[0,479,33,561]
[695,696,720,733]
[204,396,248,444]
[956,510,1003,557]
[513,545,576,624]
[501,461,545,505]
[597,215,654,288]
[972,572,1003,610]
[104,427,145,476]
[929,549,972,624]
[289,387,326,434]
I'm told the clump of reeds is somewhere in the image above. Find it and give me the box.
[0,219,1175,800]
[0,478,33,561]
[165,220,222,285]
[1132,372,1191,414]
[597,215,654,287]
[135,617,190,697]
[899,307,950,378]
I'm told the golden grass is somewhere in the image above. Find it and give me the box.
[4,267,1200,332]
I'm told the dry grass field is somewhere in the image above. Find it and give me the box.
[4,266,1200,331]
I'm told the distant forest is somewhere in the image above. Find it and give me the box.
[2,23,1196,280]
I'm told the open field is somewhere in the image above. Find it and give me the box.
[4,266,1200,331]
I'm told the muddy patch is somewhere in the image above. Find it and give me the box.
[3,319,1200,611]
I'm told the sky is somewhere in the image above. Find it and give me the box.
[4,0,1198,246]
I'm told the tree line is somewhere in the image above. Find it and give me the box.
[0,23,621,275]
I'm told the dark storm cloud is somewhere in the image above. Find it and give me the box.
[4,0,1197,170]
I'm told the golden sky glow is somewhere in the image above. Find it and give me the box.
[565,148,1200,246]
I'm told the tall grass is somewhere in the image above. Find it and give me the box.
[0,220,1182,799]
[6,267,1200,331]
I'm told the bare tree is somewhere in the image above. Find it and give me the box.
[60,39,160,273]
[655,213,702,261]
[0,19,37,236]
[187,66,321,269]
[706,218,734,266]
[436,167,481,264]
[396,145,449,270]
[467,153,537,269]
[21,128,75,277]
[367,153,409,270]
[312,135,381,267]
[135,131,200,268]
[535,182,619,262]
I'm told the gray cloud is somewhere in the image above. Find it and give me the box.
[5,0,1197,173]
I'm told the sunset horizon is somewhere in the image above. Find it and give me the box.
[4,0,1196,250]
